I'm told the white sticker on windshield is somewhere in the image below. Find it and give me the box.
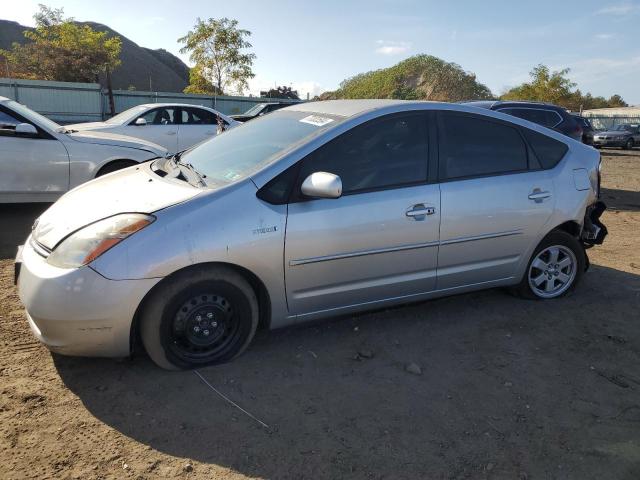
[299,115,334,127]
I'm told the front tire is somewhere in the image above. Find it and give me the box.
[96,160,138,177]
[514,231,585,300]
[624,138,634,150]
[140,266,259,370]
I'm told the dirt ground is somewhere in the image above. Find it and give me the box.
[1,149,639,480]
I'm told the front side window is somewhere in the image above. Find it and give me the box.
[439,112,528,180]
[298,113,429,195]
[137,107,178,125]
[0,108,21,129]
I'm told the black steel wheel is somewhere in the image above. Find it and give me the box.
[140,266,259,370]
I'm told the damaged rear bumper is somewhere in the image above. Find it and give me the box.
[582,201,608,246]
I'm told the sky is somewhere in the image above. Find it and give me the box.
[2,0,640,104]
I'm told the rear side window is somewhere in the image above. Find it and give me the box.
[438,113,528,180]
[298,113,429,194]
[522,128,568,169]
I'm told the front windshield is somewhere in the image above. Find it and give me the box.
[243,103,266,116]
[7,100,61,132]
[180,110,344,186]
[615,124,633,131]
[106,106,148,124]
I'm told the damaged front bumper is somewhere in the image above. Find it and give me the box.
[582,201,608,247]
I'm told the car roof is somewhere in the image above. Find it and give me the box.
[285,99,420,117]
[0,96,11,103]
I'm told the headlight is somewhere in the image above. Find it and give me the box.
[47,213,155,268]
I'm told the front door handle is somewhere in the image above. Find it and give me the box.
[166,131,177,136]
[528,189,552,202]
[406,204,435,220]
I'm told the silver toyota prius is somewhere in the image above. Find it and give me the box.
[16,100,608,370]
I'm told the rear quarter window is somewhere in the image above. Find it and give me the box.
[522,128,568,169]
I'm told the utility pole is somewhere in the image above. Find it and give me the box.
[106,67,115,117]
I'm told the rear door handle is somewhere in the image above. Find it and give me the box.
[166,131,177,136]
[528,190,551,202]
[406,204,435,219]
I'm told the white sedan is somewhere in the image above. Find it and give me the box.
[67,103,239,154]
[0,96,167,203]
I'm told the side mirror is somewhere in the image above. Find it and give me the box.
[15,123,38,136]
[301,172,342,199]
[134,117,147,126]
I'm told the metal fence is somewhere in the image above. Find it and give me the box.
[581,114,640,131]
[0,77,300,124]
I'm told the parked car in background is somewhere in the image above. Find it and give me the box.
[16,100,607,370]
[572,115,595,145]
[592,124,640,150]
[462,100,583,142]
[66,104,239,154]
[231,102,295,122]
[0,96,166,203]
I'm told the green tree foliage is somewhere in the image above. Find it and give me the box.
[183,66,222,95]
[179,17,255,95]
[323,54,493,101]
[260,86,300,100]
[501,64,627,110]
[0,5,121,82]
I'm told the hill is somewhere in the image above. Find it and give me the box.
[0,19,189,92]
[321,54,493,102]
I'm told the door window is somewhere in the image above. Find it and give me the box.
[181,107,222,125]
[0,108,21,132]
[438,112,528,180]
[136,107,178,125]
[298,113,429,195]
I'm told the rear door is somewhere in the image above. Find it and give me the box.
[284,112,440,316]
[177,107,220,151]
[0,105,69,202]
[436,111,556,289]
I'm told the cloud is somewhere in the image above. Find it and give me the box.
[595,33,614,39]
[375,40,411,56]
[596,3,639,15]
[291,81,325,100]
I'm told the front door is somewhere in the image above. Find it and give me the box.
[436,111,556,290]
[284,112,440,316]
[125,106,179,153]
[0,107,69,202]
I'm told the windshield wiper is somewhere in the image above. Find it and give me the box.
[167,150,207,187]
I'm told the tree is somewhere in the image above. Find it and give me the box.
[0,5,121,83]
[501,64,627,110]
[179,17,255,95]
[183,66,222,95]
[325,55,493,102]
[260,86,300,100]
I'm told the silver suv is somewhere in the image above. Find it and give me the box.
[16,100,608,370]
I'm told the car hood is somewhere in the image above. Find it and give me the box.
[65,130,167,156]
[65,121,112,131]
[32,165,200,250]
[596,130,630,136]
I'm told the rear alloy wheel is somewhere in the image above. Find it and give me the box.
[140,267,258,370]
[624,138,634,150]
[514,231,585,300]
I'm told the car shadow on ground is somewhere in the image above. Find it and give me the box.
[53,264,640,479]
[0,203,51,259]
[601,188,640,213]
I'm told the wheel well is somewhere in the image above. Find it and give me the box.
[96,159,138,177]
[552,220,581,238]
[130,262,272,355]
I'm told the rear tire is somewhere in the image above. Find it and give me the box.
[624,138,634,150]
[140,266,259,370]
[96,160,138,177]
[513,231,585,300]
